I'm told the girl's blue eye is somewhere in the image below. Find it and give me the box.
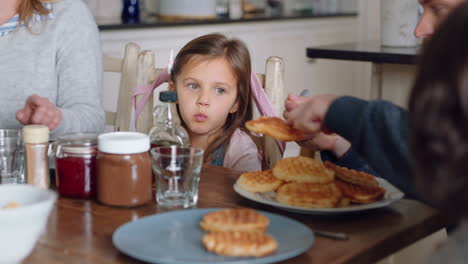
[187,83,198,89]
[215,88,226,95]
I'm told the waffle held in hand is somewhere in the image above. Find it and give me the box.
[246,116,305,141]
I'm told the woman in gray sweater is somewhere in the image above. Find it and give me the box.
[0,0,104,137]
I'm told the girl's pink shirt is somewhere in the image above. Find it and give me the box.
[223,129,262,172]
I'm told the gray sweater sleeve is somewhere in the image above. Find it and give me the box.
[51,0,104,136]
[324,96,418,199]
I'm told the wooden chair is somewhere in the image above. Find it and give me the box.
[104,43,284,168]
[254,57,285,169]
[104,42,159,133]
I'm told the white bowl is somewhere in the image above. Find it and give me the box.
[0,184,57,264]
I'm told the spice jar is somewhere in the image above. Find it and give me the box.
[97,132,152,207]
[23,125,49,189]
[54,133,98,199]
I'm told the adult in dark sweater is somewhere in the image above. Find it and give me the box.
[284,95,378,176]
[284,0,467,199]
[287,95,414,197]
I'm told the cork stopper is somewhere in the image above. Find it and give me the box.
[23,125,49,144]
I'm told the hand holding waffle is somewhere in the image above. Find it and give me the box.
[245,115,348,155]
[283,94,338,134]
[283,93,352,157]
[246,116,306,141]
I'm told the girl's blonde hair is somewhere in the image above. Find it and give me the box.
[17,0,51,28]
[171,33,263,165]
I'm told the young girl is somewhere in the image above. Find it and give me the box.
[409,2,468,262]
[169,33,264,171]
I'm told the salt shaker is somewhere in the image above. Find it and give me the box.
[23,125,50,189]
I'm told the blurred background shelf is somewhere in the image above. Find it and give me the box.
[97,12,356,30]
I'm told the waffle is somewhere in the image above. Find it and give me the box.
[337,197,351,208]
[276,182,342,208]
[246,116,305,142]
[324,161,378,187]
[236,170,283,193]
[202,231,278,257]
[200,208,269,233]
[335,179,385,204]
[273,156,334,183]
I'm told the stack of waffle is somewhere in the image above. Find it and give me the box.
[200,208,278,257]
[236,157,385,208]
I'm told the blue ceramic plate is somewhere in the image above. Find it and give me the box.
[113,208,314,264]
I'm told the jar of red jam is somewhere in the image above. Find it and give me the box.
[54,133,98,199]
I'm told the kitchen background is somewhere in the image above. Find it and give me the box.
[78,1,436,263]
[91,0,415,161]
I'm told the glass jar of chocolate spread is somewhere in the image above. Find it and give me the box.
[97,132,152,207]
[54,133,98,199]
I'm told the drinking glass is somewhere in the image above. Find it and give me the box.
[151,146,204,209]
[0,129,24,184]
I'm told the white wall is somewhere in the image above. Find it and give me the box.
[355,0,418,108]
[339,0,358,12]
[352,0,380,100]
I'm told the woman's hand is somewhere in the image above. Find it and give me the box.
[284,93,350,158]
[16,95,62,131]
[284,94,338,133]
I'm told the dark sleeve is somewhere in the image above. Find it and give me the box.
[324,96,418,199]
[320,150,378,176]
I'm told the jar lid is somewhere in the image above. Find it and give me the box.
[56,133,98,155]
[98,132,150,154]
[23,125,49,144]
[62,146,97,155]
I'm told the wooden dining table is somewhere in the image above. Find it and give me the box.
[25,165,447,264]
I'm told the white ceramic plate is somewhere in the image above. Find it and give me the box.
[234,178,404,215]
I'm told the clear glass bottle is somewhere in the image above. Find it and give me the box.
[149,91,190,149]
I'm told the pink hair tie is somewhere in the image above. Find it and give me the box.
[130,67,170,130]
